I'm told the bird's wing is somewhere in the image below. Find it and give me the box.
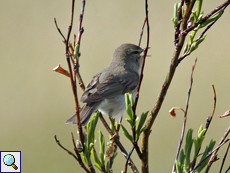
[81,72,139,103]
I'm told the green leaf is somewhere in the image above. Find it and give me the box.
[94,163,103,172]
[173,3,178,20]
[83,151,90,166]
[193,138,199,159]
[172,3,180,28]
[129,93,134,106]
[195,0,203,18]
[188,34,206,54]
[183,42,188,55]
[100,153,105,167]
[190,0,196,10]
[126,118,133,127]
[196,139,216,172]
[125,93,131,109]
[109,118,116,134]
[98,131,105,155]
[82,130,87,146]
[136,111,148,135]
[135,117,139,127]
[126,105,134,128]
[88,112,99,148]
[136,126,147,140]
[82,154,89,166]
[175,160,182,173]
[89,142,94,151]
[87,121,92,149]
[199,10,223,28]
[189,30,197,44]
[121,124,133,143]
[87,122,94,149]
[98,131,105,165]
[184,129,193,171]
[176,149,185,173]
[192,11,198,24]
[197,125,206,148]
[136,111,148,140]
[127,105,134,120]
[179,149,185,165]
[197,12,204,21]
[106,161,109,173]
[74,43,79,60]
[91,149,101,166]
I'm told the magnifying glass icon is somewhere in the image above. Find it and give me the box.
[3,154,18,170]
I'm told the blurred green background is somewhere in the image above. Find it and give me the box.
[1,0,230,172]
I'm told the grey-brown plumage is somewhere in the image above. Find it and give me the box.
[66,43,143,125]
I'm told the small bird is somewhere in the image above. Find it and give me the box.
[66,43,143,125]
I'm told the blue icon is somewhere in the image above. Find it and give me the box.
[3,154,18,170]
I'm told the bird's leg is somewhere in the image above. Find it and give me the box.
[109,117,119,139]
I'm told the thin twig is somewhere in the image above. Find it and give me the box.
[178,2,229,64]
[204,126,230,172]
[73,0,86,91]
[133,0,150,169]
[76,0,85,58]
[189,136,230,173]
[182,0,230,35]
[123,146,135,173]
[117,114,123,132]
[172,58,197,172]
[99,113,139,173]
[54,18,67,43]
[174,0,185,45]
[138,18,147,46]
[141,2,192,171]
[225,166,230,173]
[141,1,229,171]
[219,141,230,173]
[133,0,150,113]
[204,85,216,134]
[63,0,85,150]
[71,133,91,173]
[54,135,79,161]
[189,85,217,171]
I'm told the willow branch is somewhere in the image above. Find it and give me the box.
[178,1,229,64]
[190,137,230,173]
[123,146,135,173]
[182,0,230,35]
[204,85,216,134]
[99,113,139,173]
[172,58,197,172]
[74,0,86,91]
[219,141,230,173]
[141,2,191,173]
[204,126,230,172]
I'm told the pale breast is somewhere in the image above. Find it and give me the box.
[98,92,136,117]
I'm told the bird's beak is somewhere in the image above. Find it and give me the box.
[141,47,151,57]
[142,47,150,51]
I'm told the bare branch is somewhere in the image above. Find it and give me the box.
[182,0,230,35]
[219,141,230,173]
[99,113,139,173]
[54,18,67,43]
[204,126,230,172]
[172,58,197,172]
[204,85,216,134]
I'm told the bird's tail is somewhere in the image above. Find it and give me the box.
[65,103,98,126]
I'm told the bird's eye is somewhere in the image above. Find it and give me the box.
[133,50,139,54]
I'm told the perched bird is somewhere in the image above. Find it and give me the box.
[66,43,143,125]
